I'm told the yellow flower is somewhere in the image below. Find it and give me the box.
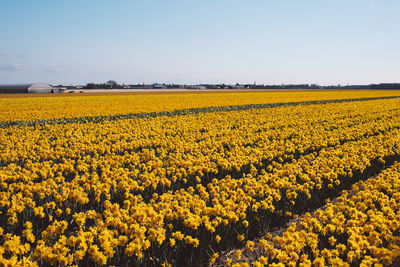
[209,252,219,263]
[234,249,242,260]
[328,236,336,246]
[245,241,255,251]
[237,234,245,242]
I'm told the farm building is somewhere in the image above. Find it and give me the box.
[0,83,55,94]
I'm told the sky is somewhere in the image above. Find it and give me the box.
[0,0,400,85]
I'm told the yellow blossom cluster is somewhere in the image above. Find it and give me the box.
[1,90,400,122]
[0,93,400,265]
[234,161,400,267]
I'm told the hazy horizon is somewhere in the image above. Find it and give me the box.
[1,0,400,85]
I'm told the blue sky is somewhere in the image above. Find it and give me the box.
[0,0,399,85]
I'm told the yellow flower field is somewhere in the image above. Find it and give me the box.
[0,91,399,266]
[1,90,400,122]
[227,161,400,267]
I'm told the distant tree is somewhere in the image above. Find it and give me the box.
[106,80,118,89]
[85,83,96,89]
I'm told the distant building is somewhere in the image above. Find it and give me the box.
[201,84,219,89]
[130,84,153,89]
[152,84,167,89]
[52,86,67,93]
[0,83,54,94]
[184,85,207,89]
